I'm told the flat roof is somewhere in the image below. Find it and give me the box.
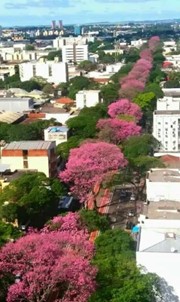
[143,201,180,220]
[148,169,180,182]
[3,141,54,150]
[47,126,69,132]
[0,97,31,102]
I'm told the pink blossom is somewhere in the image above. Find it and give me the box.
[97,118,141,144]
[108,98,142,121]
[60,142,127,201]
[0,213,97,302]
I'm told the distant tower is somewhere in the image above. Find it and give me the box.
[51,20,56,30]
[74,25,81,36]
[58,20,63,29]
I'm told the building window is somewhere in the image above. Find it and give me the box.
[23,160,28,169]
[33,65,36,77]
[48,66,52,77]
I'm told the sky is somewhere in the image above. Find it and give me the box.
[0,0,179,27]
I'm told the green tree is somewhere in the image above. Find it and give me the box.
[66,104,107,138]
[144,82,164,98]
[42,83,54,95]
[164,80,180,88]
[0,172,67,228]
[47,50,62,61]
[133,92,156,112]
[90,229,161,302]
[101,83,119,105]
[0,221,22,247]
[77,60,97,72]
[56,135,81,160]
[124,48,140,63]
[68,76,92,99]
[79,209,110,232]
[25,44,35,51]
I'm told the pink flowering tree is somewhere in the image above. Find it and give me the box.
[0,213,97,302]
[148,36,160,51]
[60,142,127,201]
[140,48,153,62]
[97,118,141,144]
[108,99,142,121]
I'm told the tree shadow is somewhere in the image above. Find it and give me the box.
[157,277,179,302]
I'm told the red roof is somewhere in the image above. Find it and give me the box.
[163,61,173,68]
[55,97,74,104]
[161,155,180,162]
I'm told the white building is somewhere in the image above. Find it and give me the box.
[163,40,177,55]
[75,90,101,109]
[153,96,180,154]
[1,141,57,177]
[62,44,88,63]
[0,48,50,62]
[136,218,180,301]
[53,36,95,49]
[44,126,69,146]
[146,168,180,202]
[130,39,147,48]
[165,55,180,69]
[0,97,34,113]
[19,59,68,85]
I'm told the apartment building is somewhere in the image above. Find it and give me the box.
[19,59,68,84]
[0,48,50,62]
[153,95,180,155]
[75,90,101,109]
[53,36,94,49]
[62,44,88,63]
[1,141,57,177]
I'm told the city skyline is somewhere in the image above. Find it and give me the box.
[0,0,179,26]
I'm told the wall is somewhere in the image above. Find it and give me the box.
[146,179,180,202]
[76,90,100,109]
[1,155,50,177]
[0,98,33,113]
[19,62,68,84]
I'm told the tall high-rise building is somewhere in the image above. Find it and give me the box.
[74,25,81,36]
[58,20,63,29]
[153,91,180,155]
[51,20,56,30]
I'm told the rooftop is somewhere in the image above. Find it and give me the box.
[3,141,54,150]
[0,112,24,124]
[47,126,69,133]
[143,201,180,220]
[147,169,180,183]
[55,97,74,104]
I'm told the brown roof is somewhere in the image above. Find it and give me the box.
[55,97,74,104]
[160,155,180,168]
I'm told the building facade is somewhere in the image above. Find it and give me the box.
[1,141,57,177]
[62,44,88,63]
[19,60,68,84]
[44,126,69,146]
[153,96,180,154]
[75,90,101,109]
[0,97,34,113]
